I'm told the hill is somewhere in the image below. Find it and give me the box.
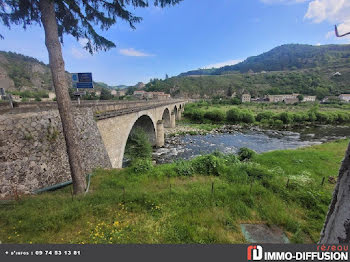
[0,51,119,94]
[179,44,350,76]
[146,44,350,99]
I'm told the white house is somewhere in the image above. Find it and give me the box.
[339,94,350,103]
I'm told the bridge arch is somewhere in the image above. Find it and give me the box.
[173,105,178,117]
[162,108,171,128]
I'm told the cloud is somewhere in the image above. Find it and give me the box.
[203,59,243,69]
[304,0,350,40]
[119,48,154,57]
[71,47,89,59]
[78,38,89,47]
[3,3,11,13]
[315,43,322,46]
[260,0,307,4]
[304,0,350,23]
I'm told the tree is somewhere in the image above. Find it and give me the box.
[0,0,183,195]
[227,86,233,97]
[297,94,304,102]
[100,88,113,100]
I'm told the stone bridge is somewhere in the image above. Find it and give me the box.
[0,99,187,198]
[95,100,185,168]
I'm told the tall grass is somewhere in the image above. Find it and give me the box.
[0,140,347,244]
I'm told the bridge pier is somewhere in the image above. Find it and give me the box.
[170,111,176,128]
[156,120,165,148]
[176,110,182,121]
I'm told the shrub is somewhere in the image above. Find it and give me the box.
[241,110,255,123]
[174,160,194,177]
[124,128,152,164]
[256,111,274,121]
[238,147,256,161]
[226,108,242,123]
[131,159,153,174]
[278,112,293,124]
[273,119,284,127]
[184,109,205,122]
[192,155,223,176]
[204,109,225,122]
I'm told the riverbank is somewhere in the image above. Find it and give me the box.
[182,101,350,128]
[0,139,348,244]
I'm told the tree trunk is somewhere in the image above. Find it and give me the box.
[39,0,86,194]
[319,141,350,243]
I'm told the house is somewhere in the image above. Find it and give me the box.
[321,96,340,103]
[302,96,316,102]
[133,90,146,99]
[144,92,154,99]
[117,90,126,97]
[241,94,251,103]
[284,98,299,104]
[333,72,342,77]
[157,93,171,100]
[95,91,101,96]
[48,92,56,100]
[111,90,117,96]
[267,93,299,103]
[339,94,350,103]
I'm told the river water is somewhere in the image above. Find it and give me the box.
[152,125,350,164]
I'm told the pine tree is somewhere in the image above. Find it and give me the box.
[0,0,183,195]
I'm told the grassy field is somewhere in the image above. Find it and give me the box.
[0,140,348,244]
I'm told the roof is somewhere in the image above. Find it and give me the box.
[340,94,350,97]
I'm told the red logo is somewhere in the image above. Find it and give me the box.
[247,245,263,261]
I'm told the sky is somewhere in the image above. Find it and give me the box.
[1,0,350,86]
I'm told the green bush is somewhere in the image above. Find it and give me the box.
[124,128,152,164]
[226,108,242,123]
[131,159,153,174]
[256,111,275,121]
[184,109,205,122]
[241,110,255,123]
[174,160,194,177]
[278,112,293,124]
[192,155,223,176]
[238,147,256,161]
[204,109,225,122]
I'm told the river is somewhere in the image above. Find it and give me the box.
[152,125,350,164]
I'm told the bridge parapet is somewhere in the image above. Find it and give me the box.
[0,99,186,115]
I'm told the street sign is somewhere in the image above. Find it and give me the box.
[74,91,86,96]
[72,73,94,88]
[74,82,94,89]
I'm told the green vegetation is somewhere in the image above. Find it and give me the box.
[124,128,153,165]
[180,44,350,75]
[10,90,49,99]
[146,44,350,98]
[0,140,347,244]
[183,102,350,127]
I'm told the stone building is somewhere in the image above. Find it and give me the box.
[302,96,316,102]
[339,94,350,103]
[241,94,251,103]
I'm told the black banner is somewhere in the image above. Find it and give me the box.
[0,244,349,262]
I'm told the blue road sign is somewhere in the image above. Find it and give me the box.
[72,73,93,88]
[78,73,93,83]
[76,82,94,89]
